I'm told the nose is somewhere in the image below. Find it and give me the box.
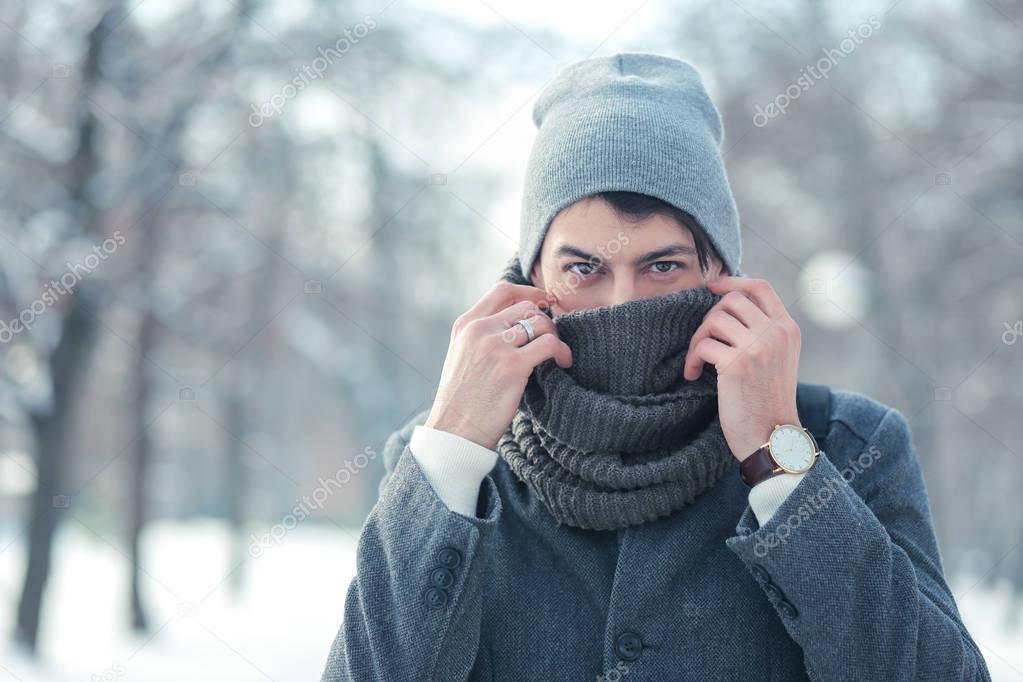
[608,280,639,307]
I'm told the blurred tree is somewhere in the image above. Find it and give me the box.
[664,0,1023,618]
[13,5,117,653]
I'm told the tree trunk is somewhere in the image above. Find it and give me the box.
[16,292,101,651]
[129,309,157,631]
[221,371,248,596]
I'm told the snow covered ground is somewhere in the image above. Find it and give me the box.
[0,520,354,681]
[1,520,1021,681]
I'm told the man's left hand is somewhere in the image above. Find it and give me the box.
[682,277,802,462]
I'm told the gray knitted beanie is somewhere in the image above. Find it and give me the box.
[519,52,743,278]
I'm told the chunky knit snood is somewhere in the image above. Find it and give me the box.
[495,256,734,531]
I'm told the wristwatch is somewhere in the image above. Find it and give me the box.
[740,424,820,488]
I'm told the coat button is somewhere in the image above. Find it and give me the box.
[615,632,644,662]
[750,563,771,583]
[424,587,449,609]
[777,599,799,620]
[430,566,455,588]
[437,547,462,569]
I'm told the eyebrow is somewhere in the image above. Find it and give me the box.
[554,243,696,265]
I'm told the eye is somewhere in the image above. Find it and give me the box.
[649,261,685,274]
[565,262,601,277]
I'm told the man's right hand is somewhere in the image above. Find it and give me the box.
[425,282,573,450]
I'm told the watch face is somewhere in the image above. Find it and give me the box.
[769,425,817,473]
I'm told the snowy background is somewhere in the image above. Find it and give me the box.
[2,0,1022,679]
[0,522,353,681]
[3,521,1023,680]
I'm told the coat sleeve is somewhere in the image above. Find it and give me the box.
[725,406,991,681]
[320,414,503,681]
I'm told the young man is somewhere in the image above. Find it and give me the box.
[322,53,990,681]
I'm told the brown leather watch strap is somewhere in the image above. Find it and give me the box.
[740,444,781,488]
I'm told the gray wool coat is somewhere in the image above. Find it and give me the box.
[320,386,991,681]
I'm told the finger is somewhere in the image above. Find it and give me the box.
[468,282,557,319]
[499,313,557,348]
[493,298,552,328]
[685,306,747,375]
[689,309,749,351]
[516,330,573,369]
[683,336,735,380]
[488,300,555,344]
[716,291,770,329]
[708,277,786,318]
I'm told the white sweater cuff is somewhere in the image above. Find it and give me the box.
[748,471,807,526]
[408,425,498,518]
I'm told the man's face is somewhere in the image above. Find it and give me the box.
[530,196,723,316]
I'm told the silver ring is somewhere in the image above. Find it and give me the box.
[516,318,536,343]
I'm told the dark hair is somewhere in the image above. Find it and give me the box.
[593,191,719,274]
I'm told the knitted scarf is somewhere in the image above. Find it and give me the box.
[495,256,734,531]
